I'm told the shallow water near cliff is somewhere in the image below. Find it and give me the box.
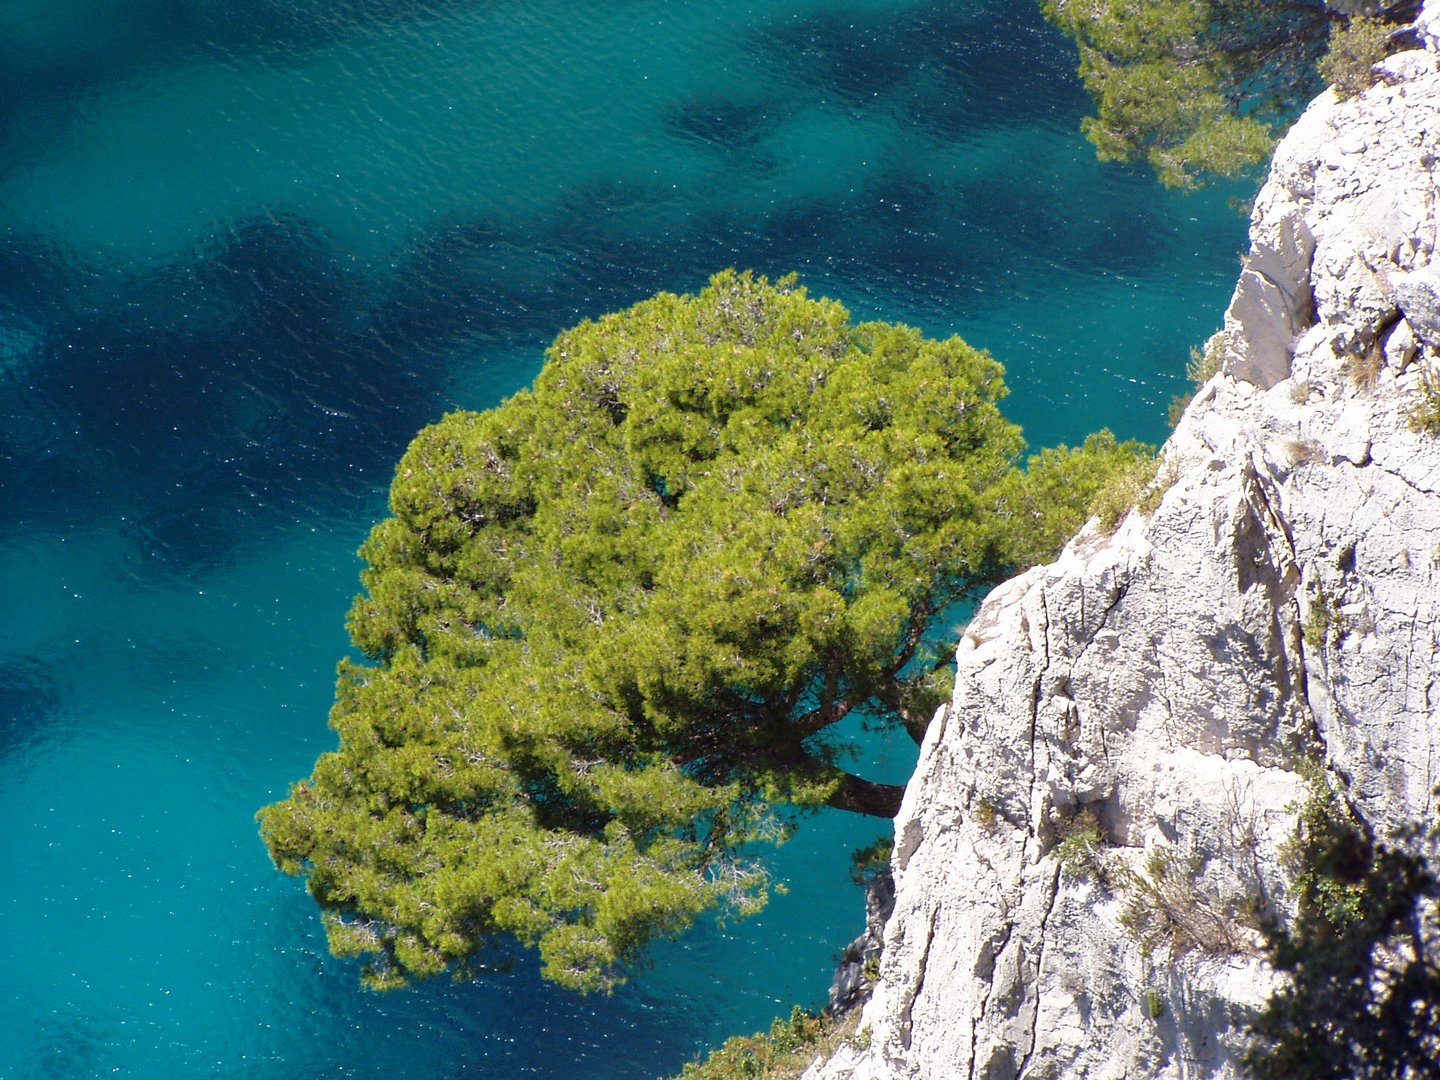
[0,1,1247,1076]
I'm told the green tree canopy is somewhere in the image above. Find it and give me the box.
[259,271,1145,993]
[1042,0,1418,188]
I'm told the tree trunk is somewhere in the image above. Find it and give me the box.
[826,773,905,818]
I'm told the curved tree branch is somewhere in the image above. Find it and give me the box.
[825,771,904,818]
[791,697,854,739]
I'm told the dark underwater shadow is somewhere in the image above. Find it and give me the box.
[748,0,1091,135]
[257,883,720,1080]
[366,216,584,366]
[0,657,62,761]
[0,0,478,181]
[20,1006,109,1080]
[531,153,1174,333]
[662,96,788,177]
[0,213,451,582]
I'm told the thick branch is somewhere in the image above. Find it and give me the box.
[770,740,906,818]
[826,772,905,818]
[881,604,939,683]
[898,707,931,746]
[872,647,955,745]
[791,697,853,739]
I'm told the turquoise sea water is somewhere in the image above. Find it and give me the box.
[0,2,1248,1076]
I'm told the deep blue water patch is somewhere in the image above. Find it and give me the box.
[0,0,1248,1076]
[0,214,455,577]
[0,655,60,759]
[752,2,1086,133]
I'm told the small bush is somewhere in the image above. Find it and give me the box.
[1188,331,1226,386]
[1116,848,1254,959]
[1302,585,1343,651]
[974,798,999,831]
[1141,987,1165,1021]
[1138,461,1178,516]
[1089,454,1176,534]
[1167,396,1190,428]
[1055,809,1108,880]
[1407,367,1440,435]
[1169,331,1226,426]
[674,1007,845,1080]
[1319,15,1391,100]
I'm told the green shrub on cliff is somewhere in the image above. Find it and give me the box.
[259,270,1148,993]
[672,1007,852,1080]
[1319,14,1394,100]
[1407,367,1440,435]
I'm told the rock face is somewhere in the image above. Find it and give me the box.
[828,870,897,1014]
[807,13,1440,1080]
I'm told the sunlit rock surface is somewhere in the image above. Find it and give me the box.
[807,10,1440,1077]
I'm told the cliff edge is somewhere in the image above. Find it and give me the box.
[808,11,1440,1078]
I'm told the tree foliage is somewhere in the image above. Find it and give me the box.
[1319,13,1394,99]
[1246,769,1440,1078]
[672,1006,844,1080]
[1041,0,1415,188]
[259,271,1146,992]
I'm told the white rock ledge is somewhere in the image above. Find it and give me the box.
[807,7,1440,1078]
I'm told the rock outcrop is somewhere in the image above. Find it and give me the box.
[807,12,1440,1079]
[828,869,897,1014]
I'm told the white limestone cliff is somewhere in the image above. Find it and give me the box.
[807,12,1440,1078]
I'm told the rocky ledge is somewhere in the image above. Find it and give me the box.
[807,9,1440,1079]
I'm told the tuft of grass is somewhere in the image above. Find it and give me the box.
[1341,337,1384,390]
[1283,437,1325,466]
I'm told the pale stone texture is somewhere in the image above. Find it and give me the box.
[806,8,1440,1078]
